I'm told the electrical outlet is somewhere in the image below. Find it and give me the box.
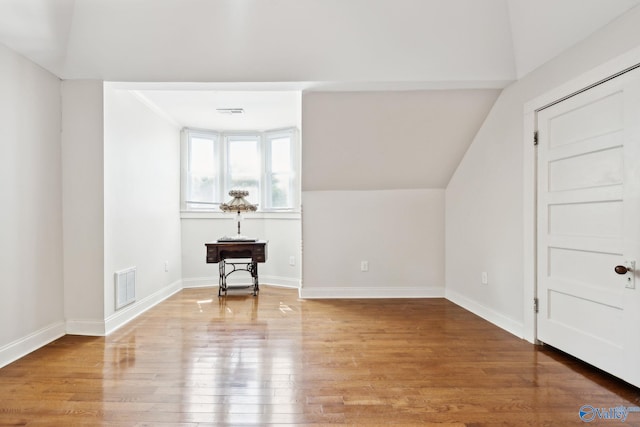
[289,256,296,266]
[481,272,488,285]
[164,261,169,272]
[361,261,369,272]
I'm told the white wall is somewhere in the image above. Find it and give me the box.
[4,3,639,368]
[0,43,65,366]
[301,190,444,298]
[300,91,485,298]
[302,90,500,190]
[103,86,183,328]
[446,6,640,337]
[181,215,301,289]
[61,80,106,334]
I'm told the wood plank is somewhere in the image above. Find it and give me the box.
[0,286,638,426]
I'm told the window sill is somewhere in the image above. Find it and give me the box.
[181,211,301,220]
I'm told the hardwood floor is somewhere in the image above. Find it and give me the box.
[1,286,638,426]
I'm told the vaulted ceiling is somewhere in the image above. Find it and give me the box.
[0,0,638,87]
[1,0,638,182]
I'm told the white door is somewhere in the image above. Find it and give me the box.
[537,67,640,387]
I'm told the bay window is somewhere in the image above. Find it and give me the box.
[182,128,299,212]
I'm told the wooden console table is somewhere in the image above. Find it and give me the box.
[205,240,268,296]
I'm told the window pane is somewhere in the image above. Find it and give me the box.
[188,175,215,208]
[183,128,298,212]
[188,136,216,207]
[270,173,291,208]
[270,137,291,173]
[190,137,215,174]
[228,138,259,204]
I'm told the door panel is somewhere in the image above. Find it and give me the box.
[548,200,622,238]
[537,68,640,387]
[548,146,623,191]
[548,91,623,147]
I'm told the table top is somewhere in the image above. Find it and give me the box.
[205,239,267,246]
[205,239,268,264]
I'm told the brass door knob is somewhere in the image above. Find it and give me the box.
[614,265,631,275]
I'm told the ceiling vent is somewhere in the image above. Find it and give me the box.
[216,108,244,115]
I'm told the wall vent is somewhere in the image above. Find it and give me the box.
[115,267,136,310]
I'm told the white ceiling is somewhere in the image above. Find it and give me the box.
[1,0,638,168]
[507,0,640,78]
[130,88,300,131]
[0,0,638,86]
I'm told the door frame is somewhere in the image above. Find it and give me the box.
[522,46,640,344]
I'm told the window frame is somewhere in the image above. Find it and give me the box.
[264,128,299,211]
[182,129,221,211]
[181,127,300,213]
[223,133,262,207]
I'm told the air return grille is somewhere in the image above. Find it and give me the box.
[115,267,136,310]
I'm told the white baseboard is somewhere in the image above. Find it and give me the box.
[104,279,183,335]
[299,285,445,299]
[182,276,218,288]
[0,321,66,369]
[183,275,300,289]
[261,275,300,288]
[65,319,106,336]
[65,279,183,336]
[445,289,524,338]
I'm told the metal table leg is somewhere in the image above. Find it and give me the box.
[217,260,259,296]
[218,260,226,296]
[249,261,259,296]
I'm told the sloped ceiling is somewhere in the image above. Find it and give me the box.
[507,0,640,78]
[0,0,638,187]
[0,0,637,86]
